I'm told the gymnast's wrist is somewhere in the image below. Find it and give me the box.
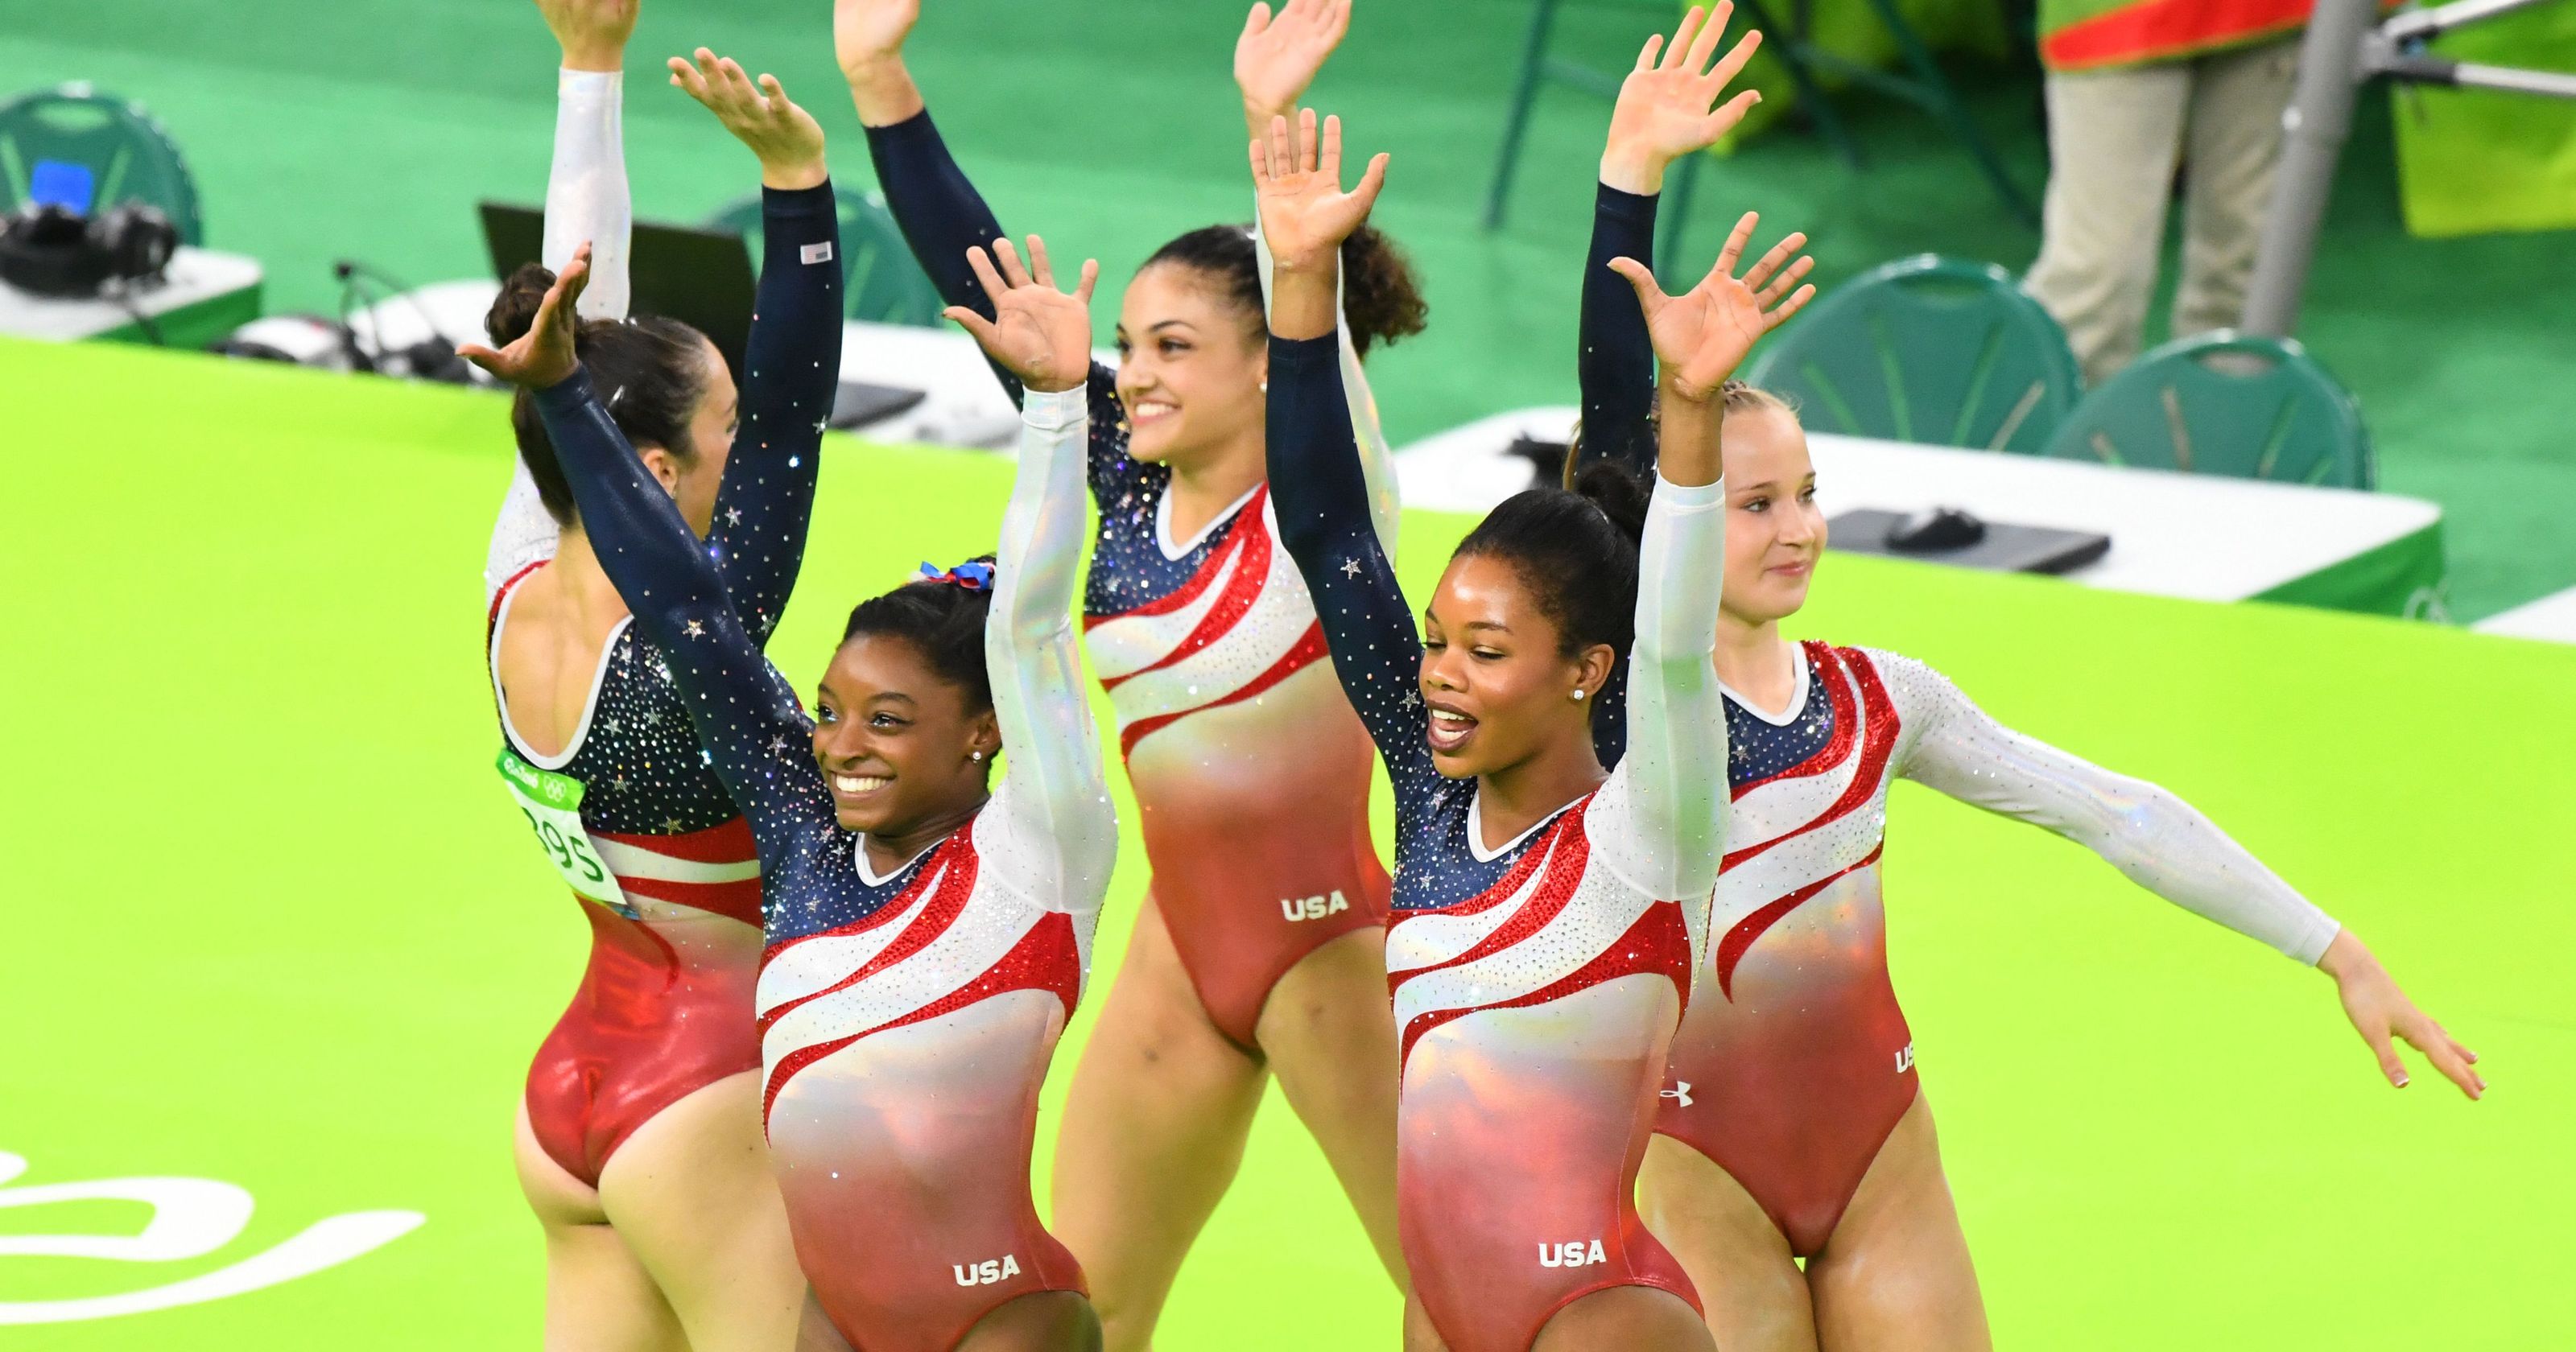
[1599,146,1668,196]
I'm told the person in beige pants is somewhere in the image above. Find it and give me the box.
[2024,37,2301,385]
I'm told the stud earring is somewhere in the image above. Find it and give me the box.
[1571,689,1587,702]
[970,750,985,762]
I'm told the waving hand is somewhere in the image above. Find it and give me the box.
[1236,0,1354,137]
[1604,2,1764,193]
[1608,210,1813,401]
[943,236,1099,395]
[667,47,828,189]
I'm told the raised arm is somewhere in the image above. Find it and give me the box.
[944,237,1119,925]
[1253,221,1399,552]
[1256,113,1433,795]
[486,0,643,601]
[464,254,822,857]
[1578,3,1767,478]
[840,2,1012,346]
[1596,212,1814,966]
[1236,1,1399,550]
[1880,653,2484,1099]
[667,49,842,642]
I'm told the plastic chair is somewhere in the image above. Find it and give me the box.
[705,187,943,328]
[2039,332,2375,488]
[1746,255,2081,451]
[0,83,204,244]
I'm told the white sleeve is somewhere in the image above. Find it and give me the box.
[1594,472,1728,971]
[1254,220,1401,554]
[483,463,562,601]
[543,68,631,322]
[486,68,634,600]
[1873,649,2341,965]
[985,388,1118,976]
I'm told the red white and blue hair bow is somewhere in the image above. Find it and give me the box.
[916,560,995,592]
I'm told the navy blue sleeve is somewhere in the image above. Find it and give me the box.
[1578,182,1659,770]
[865,108,1121,440]
[1579,181,1659,479]
[707,182,845,648]
[533,369,832,870]
[1265,333,1438,820]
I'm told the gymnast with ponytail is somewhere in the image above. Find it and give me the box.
[1257,97,1815,1350]
[1561,13,2479,1351]
[836,1,1425,1340]
[470,216,1121,1350]
[477,7,834,1344]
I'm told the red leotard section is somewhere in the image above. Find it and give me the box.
[766,922,1088,1352]
[1123,662,1389,1047]
[523,889,765,1187]
[1399,972,1699,1352]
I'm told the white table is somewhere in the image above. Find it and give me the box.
[2472,585,2576,643]
[353,280,1032,450]
[1396,407,2448,615]
[0,246,262,348]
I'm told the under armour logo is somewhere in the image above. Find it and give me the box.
[1660,1081,1694,1108]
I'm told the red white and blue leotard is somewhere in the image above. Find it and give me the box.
[1571,183,2342,1259]
[868,110,1397,1045]
[1657,641,2341,1255]
[1268,333,1732,1352]
[483,113,843,1188]
[533,369,1117,1352]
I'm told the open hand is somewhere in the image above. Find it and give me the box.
[538,0,638,72]
[1604,2,1763,194]
[1236,0,1352,136]
[944,236,1098,395]
[1608,211,1813,399]
[459,244,591,390]
[1249,109,1389,272]
[667,48,828,190]
[2321,930,2483,1099]
[834,0,919,81]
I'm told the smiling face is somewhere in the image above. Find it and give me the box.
[1113,262,1268,468]
[1719,405,1827,625]
[1418,554,1615,780]
[636,336,739,539]
[809,633,999,837]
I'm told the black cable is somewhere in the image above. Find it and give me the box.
[114,292,167,346]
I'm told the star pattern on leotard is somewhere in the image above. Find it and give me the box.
[685,619,707,638]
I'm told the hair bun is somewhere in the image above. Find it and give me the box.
[485,262,557,344]
[1571,460,1650,546]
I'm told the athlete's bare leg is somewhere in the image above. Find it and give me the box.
[1534,1284,1715,1352]
[1805,1094,1990,1352]
[1254,924,1406,1288]
[1051,895,1269,1350]
[594,1070,807,1352]
[514,1100,684,1352]
[1637,1133,1818,1351]
[960,1290,1108,1351]
[1403,1292,1449,1351]
[795,1292,854,1351]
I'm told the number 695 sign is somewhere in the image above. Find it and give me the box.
[496,749,635,917]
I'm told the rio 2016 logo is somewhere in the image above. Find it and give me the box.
[0,1148,423,1325]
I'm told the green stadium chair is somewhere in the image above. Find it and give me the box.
[0,83,204,245]
[2040,332,2376,488]
[706,187,943,328]
[1745,254,2080,451]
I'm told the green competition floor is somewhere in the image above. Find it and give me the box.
[4,0,2575,619]
[2,340,2570,1347]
